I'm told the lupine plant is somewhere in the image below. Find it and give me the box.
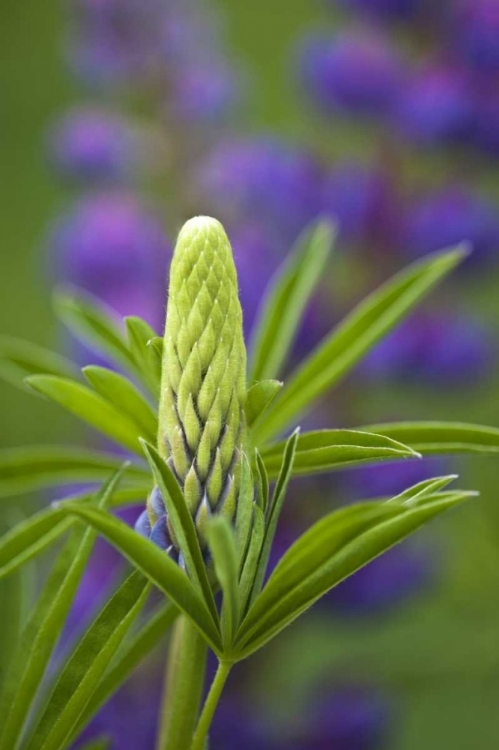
[2,215,499,750]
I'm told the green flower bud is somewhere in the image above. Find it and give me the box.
[154,216,247,550]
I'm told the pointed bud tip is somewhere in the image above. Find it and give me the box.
[177,215,225,242]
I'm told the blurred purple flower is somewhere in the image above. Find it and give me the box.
[47,106,142,184]
[66,0,165,88]
[297,686,390,750]
[363,311,492,385]
[403,186,499,266]
[229,223,282,335]
[209,695,281,750]
[74,669,161,749]
[471,85,499,155]
[395,63,474,145]
[299,29,406,117]
[50,191,169,326]
[326,541,434,615]
[344,455,449,499]
[197,138,324,244]
[453,0,499,73]
[171,61,240,124]
[338,0,421,20]
[320,161,402,248]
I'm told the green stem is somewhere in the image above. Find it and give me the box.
[190,660,233,750]
[157,616,208,750]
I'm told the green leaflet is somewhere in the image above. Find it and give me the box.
[26,571,150,750]
[0,507,72,579]
[207,518,240,648]
[0,335,78,391]
[0,542,31,688]
[141,441,218,625]
[0,482,156,581]
[249,220,335,382]
[54,286,137,373]
[147,336,164,361]
[83,365,158,442]
[359,421,499,455]
[0,447,148,501]
[58,502,222,652]
[235,454,255,572]
[0,468,126,750]
[254,245,467,443]
[234,491,473,658]
[245,380,283,428]
[260,429,420,479]
[254,450,269,515]
[75,603,178,736]
[251,430,299,601]
[238,505,265,617]
[125,315,162,396]
[25,375,145,455]
[387,475,459,506]
[0,445,148,499]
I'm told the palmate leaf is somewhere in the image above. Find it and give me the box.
[0,445,149,499]
[57,502,222,652]
[0,468,126,750]
[254,245,468,444]
[260,429,420,479]
[125,316,162,396]
[54,286,137,374]
[249,220,335,382]
[25,375,146,455]
[233,488,473,659]
[0,335,78,391]
[360,421,499,455]
[26,571,149,750]
[83,365,158,442]
[141,441,218,624]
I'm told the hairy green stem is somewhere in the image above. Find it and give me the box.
[190,660,233,750]
[157,616,208,750]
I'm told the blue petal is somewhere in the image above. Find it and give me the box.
[134,509,151,538]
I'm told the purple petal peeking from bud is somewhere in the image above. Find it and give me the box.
[150,515,171,551]
[134,508,151,538]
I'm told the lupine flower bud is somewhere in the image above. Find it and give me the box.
[149,216,247,554]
